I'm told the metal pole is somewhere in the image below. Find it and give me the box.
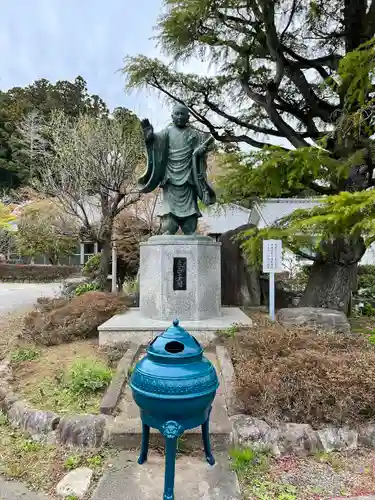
[269,271,275,321]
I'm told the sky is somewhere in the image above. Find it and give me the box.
[0,0,178,129]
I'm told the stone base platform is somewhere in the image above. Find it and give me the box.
[98,307,252,347]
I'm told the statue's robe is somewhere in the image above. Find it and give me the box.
[137,125,216,219]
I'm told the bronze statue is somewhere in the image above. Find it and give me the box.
[138,104,216,235]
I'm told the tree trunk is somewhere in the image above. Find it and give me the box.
[98,217,114,291]
[98,238,111,291]
[48,254,57,265]
[299,237,365,311]
[219,224,261,307]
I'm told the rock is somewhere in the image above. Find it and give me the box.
[230,415,278,453]
[57,414,106,447]
[230,415,360,456]
[219,224,261,307]
[6,401,60,440]
[317,426,358,452]
[277,423,319,455]
[276,307,350,334]
[358,424,375,448]
[56,467,93,498]
[61,277,90,297]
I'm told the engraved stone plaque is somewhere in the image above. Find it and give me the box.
[173,257,187,291]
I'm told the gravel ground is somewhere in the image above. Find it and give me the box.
[271,449,375,499]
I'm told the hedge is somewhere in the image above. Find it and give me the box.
[0,264,80,283]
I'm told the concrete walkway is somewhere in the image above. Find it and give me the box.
[0,282,61,313]
[91,451,241,500]
[0,478,52,499]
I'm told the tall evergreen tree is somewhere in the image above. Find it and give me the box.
[123,0,375,310]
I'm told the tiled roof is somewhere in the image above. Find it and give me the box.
[255,198,321,226]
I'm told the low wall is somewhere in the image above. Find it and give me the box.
[0,264,80,283]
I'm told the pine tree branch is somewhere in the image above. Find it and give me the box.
[149,76,276,149]
[202,95,288,138]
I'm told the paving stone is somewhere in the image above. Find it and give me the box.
[91,451,241,500]
[0,478,51,499]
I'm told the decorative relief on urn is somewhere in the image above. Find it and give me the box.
[161,421,184,439]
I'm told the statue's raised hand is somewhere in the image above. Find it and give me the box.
[141,118,154,143]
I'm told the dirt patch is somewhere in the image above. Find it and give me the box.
[10,340,110,414]
[227,312,375,427]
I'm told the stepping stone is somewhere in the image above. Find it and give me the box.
[91,451,241,500]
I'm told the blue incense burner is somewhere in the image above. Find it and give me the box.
[130,319,219,500]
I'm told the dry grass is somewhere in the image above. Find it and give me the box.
[22,291,129,346]
[0,309,30,361]
[228,313,375,427]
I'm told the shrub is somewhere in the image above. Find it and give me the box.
[362,302,375,316]
[66,359,112,395]
[358,264,375,276]
[83,254,101,279]
[74,282,100,296]
[228,315,375,427]
[0,264,79,282]
[23,292,129,345]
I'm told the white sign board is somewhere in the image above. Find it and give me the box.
[262,239,283,273]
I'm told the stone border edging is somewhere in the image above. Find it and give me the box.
[215,345,240,417]
[99,343,140,415]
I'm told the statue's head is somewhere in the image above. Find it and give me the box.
[171,104,189,128]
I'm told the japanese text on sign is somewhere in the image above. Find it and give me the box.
[262,239,283,273]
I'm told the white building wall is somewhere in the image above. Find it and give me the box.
[360,243,375,265]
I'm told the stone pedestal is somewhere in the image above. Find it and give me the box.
[140,235,221,321]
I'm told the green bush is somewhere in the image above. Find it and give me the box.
[83,254,101,278]
[362,302,375,317]
[66,359,112,395]
[74,282,100,296]
[358,265,375,276]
